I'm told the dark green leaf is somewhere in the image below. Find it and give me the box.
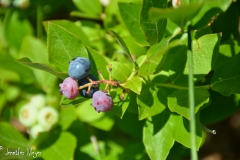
[169,45,187,83]
[118,2,149,46]
[192,0,232,29]
[211,53,240,96]
[200,91,240,125]
[137,83,167,120]
[70,11,101,20]
[168,88,209,120]
[47,22,88,72]
[60,96,89,107]
[15,57,68,80]
[149,3,202,29]
[140,0,167,45]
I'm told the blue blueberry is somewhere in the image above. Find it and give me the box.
[68,57,91,80]
[78,74,99,98]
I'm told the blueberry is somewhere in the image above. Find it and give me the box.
[91,91,113,112]
[59,77,79,99]
[78,74,99,98]
[68,57,91,80]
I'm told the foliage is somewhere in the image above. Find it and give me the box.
[0,0,240,160]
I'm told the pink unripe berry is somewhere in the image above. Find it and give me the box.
[59,77,79,99]
[92,91,113,112]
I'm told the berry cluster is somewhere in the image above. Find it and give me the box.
[59,56,117,112]
[19,94,59,139]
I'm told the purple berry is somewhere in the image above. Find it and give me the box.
[59,77,79,99]
[68,57,91,80]
[92,91,113,112]
[78,74,99,98]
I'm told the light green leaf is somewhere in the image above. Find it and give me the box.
[168,88,209,120]
[149,3,202,29]
[15,57,68,80]
[184,33,221,81]
[76,99,104,122]
[211,53,240,96]
[109,61,132,83]
[143,110,174,160]
[138,38,170,76]
[109,30,135,64]
[89,116,115,131]
[125,76,142,94]
[43,20,91,46]
[72,0,102,15]
[137,83,167,120]
[41,132,76,160]
[47,22,88,72]
[60,96,89,108]
[140,0,167,45]
[118,2,149,46]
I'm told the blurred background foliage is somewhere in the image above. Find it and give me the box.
[0,0,240,159]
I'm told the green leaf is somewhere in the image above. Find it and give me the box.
[110,88,129,118]
[137,83,167,120]
[41,132,76,160]
[171,113,203,149]
[87,47,109,81]
[140,0,167,45]
[212,39,240,70]
[109,30,135,64]
[138,38,170,76]
[143,109,174,160]
[184,33,221,81]
[0,122,28,147]
[211,53,240,96]
[72,0,102,15]
[118,2,149,46]
[59,107,78,130]
[15,57,68,80]
[43,20,91,46]
[169,45,187,83]
[168,88,209,120]
[200,91,240,125]
[109,61,132,83]
[47,22,88,72]
[0,52,35,83]
[124,76,142,94]
[70,11,101,20]
[89,116,115,131]
[4,11,33,50]
[149,3,202,29]
[192,0,232,29]
[76,99,104,122]
[60,96,89,107]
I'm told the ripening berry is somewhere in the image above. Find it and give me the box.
[29,94,45,109]
[78,74,99,98]
[19,104,38,127]
[92,91,113,112]
[37,107,59,130]
[172,0,181,8]
[59,77,79,99]
[29,124,45,139]
[68,57,91,80]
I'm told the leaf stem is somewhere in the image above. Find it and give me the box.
[188,25,198,160]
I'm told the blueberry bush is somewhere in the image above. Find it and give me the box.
[0,0,240,159]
